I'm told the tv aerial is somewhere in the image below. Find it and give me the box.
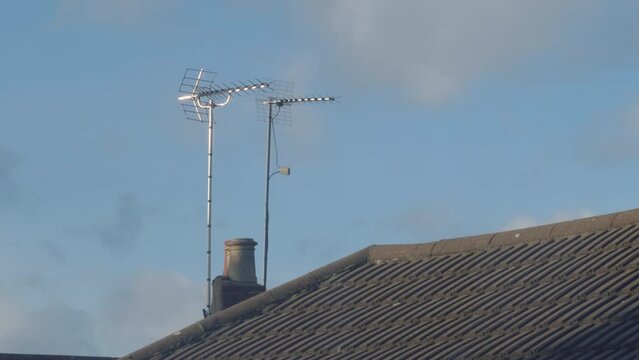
[177,68,270,317]
[257,86,336,288]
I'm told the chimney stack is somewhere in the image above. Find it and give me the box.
[212,238,265,313]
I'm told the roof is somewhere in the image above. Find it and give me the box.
[123,208,639,359]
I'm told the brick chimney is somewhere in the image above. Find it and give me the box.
[212,238,265,313]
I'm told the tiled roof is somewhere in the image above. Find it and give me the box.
[123,208,639,359]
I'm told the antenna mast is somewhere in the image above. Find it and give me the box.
[177,68,269,317]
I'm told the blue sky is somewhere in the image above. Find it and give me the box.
[1,0,638,356]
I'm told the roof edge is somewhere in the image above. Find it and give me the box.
[369,208,639,260]
[120,246,372,360]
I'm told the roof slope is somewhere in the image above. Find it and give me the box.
[123,208,639,359]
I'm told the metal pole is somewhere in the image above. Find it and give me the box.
[263,103,273,288]
[206,102,214,316]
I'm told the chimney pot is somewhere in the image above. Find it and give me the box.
[223,238,258,283]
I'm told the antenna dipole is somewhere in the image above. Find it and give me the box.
[260,95,336,288]
[177,68,270,317]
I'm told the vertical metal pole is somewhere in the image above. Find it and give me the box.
[206,103,214,316]
[263,103,273,288]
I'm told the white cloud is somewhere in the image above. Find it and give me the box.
[314,0,604,105]
[0,269,203,357]
[503,209,594,230]
[98,270,203,356]
[0,290,100,356]
[503,215,539,230]
[0,291,25,344]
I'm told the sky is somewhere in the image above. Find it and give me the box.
[1,0,638,356]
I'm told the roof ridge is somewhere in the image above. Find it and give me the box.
[369,207,639,261]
